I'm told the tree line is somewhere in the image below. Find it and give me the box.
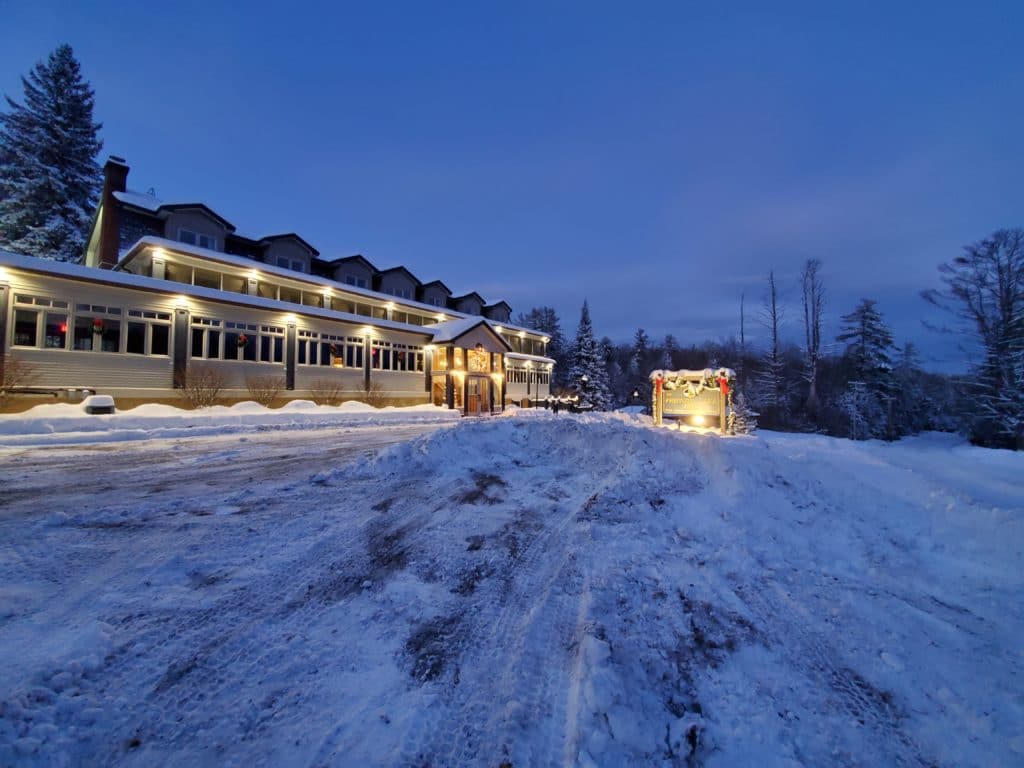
[519,231,1023,450]
[3,46,1021,449]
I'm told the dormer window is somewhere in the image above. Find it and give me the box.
[345,275,368,288]
[276,257,305,273]
[179,229,217,250]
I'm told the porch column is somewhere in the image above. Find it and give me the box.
[363,334,371,391]
[172,308,189,388]
[445,347,454,409]
[285,323,296,390]
[0,285,8,388]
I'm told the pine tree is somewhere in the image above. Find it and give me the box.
[628,328,650,375]
[663,334,679,369]
[515,306,567,388]
[0,45,103,261]
[892,342,929,436]
[839,381,876,440]
[658,347,672,371]
[599,336,623,400]
[567,300,613,410]
[836,299,895,438]
[729,391,757,434]
[837,299,894,395]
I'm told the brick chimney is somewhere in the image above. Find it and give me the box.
[97,156,129,269]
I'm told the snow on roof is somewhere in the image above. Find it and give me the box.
[112,190,163,212]
[1,247,551,345]
[117,238,548,338]
[504,352,556,365]
[428,316,507,345]
[649,368,736,381]
[0,249,430,338]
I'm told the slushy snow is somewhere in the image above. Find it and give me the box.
[0,411,1021,766]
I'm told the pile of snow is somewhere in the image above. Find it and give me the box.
[0,400,459,446]
[0,414,1021,766]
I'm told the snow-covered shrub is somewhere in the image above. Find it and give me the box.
[178,365,227,409]
[245,375,285,407]
[0,352,37,406]
[309,378,347,407]
[360,381,387,408]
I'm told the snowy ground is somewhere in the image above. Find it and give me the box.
[0,400,460,448]
[0,412,1021,767]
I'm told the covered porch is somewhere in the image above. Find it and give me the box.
[427,318,512,416]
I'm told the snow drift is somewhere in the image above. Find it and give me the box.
[0,414,1021,766]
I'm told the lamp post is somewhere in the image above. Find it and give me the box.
[578,374,589,411]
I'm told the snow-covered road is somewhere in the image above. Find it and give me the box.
[1,413,1021,767]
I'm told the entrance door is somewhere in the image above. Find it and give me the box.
[466,377,490,415]
[431,375,446,407]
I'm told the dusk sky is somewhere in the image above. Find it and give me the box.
[3,1,1022,370]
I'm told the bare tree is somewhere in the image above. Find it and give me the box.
[755,270,787,414]
[923,228,1024,448]
[0,352,37,406]
[801,258,825,417]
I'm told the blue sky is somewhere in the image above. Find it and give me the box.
[3,1,1022,369]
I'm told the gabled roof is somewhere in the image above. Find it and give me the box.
[420,279,452,295]
[428,317,513,350]
[259,233,320,256]
[377,265,422,286]
[112,190,162,213]
[484,300,512,312]
[111,192,236,232]
[325,254,377,272]
[450,291,486,305]
[157,203,235,231]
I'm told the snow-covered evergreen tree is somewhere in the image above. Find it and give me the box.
[0,45,103,261]
[839,381,876,440]
[658,347,672,371]
[567,300,613,410]
[729,391,757,434]
[599,336,623,401]
[837,299,894,394]
[628,328,650,376]
[663,334,679,369]
[836,299,895,438]
[892,342,930,436]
